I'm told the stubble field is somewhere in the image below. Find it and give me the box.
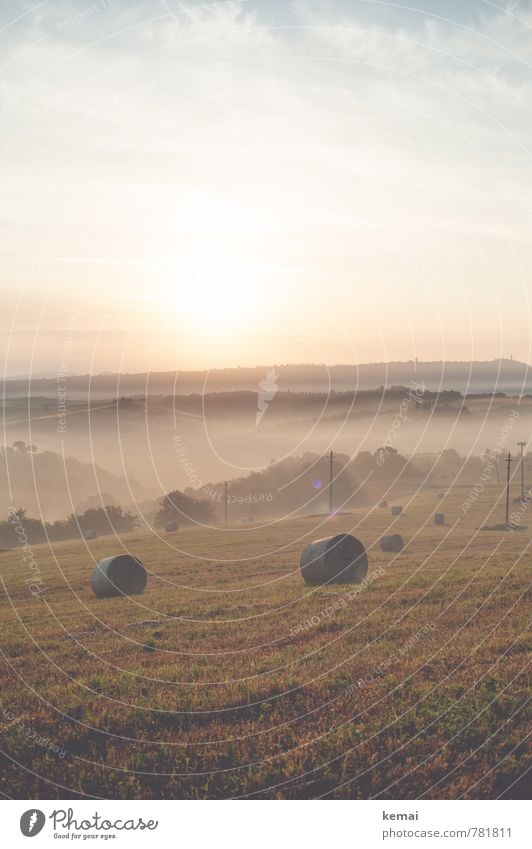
[0,483,529,799]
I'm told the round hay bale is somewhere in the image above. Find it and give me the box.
[379,500,388,508]
[391,505,402,515]
[83,530,97,540]
[300,534,368,586]
[164,521,178,533]
[91,555,147,598]
[380,533,404,552]
[434,512,445,525]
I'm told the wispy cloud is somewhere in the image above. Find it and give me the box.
[1,1,531,372]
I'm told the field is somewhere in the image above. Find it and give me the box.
[0,483,529,799]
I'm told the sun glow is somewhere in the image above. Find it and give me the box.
[163,261,264,330]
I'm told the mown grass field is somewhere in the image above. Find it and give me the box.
[0,483,529,799]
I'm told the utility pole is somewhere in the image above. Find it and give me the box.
[329,451,334,515]
[517,441,527,501]
[505,452,512,528]
[224,481,228,526]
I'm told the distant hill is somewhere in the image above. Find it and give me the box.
[2,359,531,398]
[0,445,152,521]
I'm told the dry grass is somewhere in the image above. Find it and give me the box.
[0,483,529,799]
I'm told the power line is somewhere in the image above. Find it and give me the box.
[329,451,334,515]
[505,452,512,529]
[517,441,527,501]
[224,481,228,526]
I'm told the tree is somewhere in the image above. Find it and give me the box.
[155,490,216,526]
[66,505,139,536]
[0,504,139,548]
[0,508,46,545]
[9,507,27,523]
[375,446,398,463]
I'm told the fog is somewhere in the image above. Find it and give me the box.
[2,387,530,522]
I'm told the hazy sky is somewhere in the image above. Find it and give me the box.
[1,0,532,376]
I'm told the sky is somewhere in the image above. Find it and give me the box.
[1,0,532,376]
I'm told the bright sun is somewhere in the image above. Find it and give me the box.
[165,261,261,330]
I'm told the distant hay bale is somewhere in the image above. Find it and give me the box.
[83,530,97,540]
[379,500,388,508]
[300,534,368,586]
[164,521,178,533]
[91,555,147,598]
[434,512,445,525]
[391,505,403,515]
[380,533,404,552]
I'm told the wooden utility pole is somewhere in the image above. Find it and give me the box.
[505,452,512,528]
[224,481,228,526]
[517,441,527,501]
[329,451,334,515]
